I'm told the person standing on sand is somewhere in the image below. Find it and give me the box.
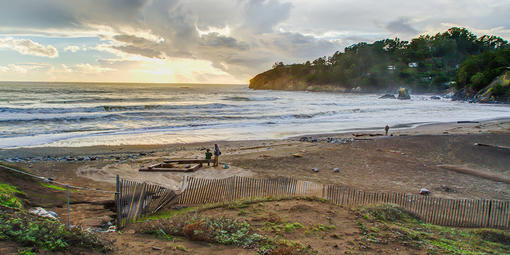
[385,124,390,136]
[213,144,221,167]
[205,149,212,166]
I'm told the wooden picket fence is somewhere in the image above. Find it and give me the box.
[116,176,510,229]
[115,176,179,228]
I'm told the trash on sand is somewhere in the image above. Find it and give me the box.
[29,207,58,220]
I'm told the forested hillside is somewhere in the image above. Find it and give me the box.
[250,27,509,96]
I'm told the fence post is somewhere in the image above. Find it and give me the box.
[66,184,70,228]
[115,175,120,229]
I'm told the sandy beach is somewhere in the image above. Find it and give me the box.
[2,118,510,201]
[2,116,510,254]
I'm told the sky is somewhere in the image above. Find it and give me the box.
[0,0,509,84]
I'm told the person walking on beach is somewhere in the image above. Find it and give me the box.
[205,149,212,166]
[213,144,221,167]
[385,124,390,136]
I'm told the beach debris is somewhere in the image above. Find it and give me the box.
[474,142,510,150]
[292,153,303,158]
[29,207,58,220]
[440,185,456,193]
[87,222,116,233]
[312,168,319,172]
[333,168,340,173]
[300,136,354,144]
[419,188,430,195]
[379,94,396,99]
[223,163,229,169]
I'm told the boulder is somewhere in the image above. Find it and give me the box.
[379,94,396,99]
[397,88,411,100]
[430,96,441,100]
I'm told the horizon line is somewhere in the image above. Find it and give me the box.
[0,80,248,85]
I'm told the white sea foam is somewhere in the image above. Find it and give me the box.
[1,82,509,148]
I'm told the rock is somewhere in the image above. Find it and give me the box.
[333,168,339,173]
[89,156,97,161]
[440,185,455,193]
[185,164,191,168]
[223,163,229,169]
[299,136,310,142]
[397,88,411,100]
[379,94,396,99]
[292,153,303,158]
[430,96,441,100]
[312,168,319,172]
[419,188,430,195]
[152,246,162,251]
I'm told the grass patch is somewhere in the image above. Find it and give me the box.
[357,203,510,254]
[0,183,25,209]
[39,182,67,191]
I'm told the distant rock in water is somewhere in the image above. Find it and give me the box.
[379,94,396,99]
[397,88,411,100]
[430,96,441,100]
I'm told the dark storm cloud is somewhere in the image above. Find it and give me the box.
[386,18,418,35]
[199,33,249,50]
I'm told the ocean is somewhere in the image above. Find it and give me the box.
[1,82,510,148]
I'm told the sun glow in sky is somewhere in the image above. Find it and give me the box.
[0,0,509,84]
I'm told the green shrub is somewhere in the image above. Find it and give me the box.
[0,209,111,252]
[0,183,25,209]
[359,204,418,222]
[490,83,507,97]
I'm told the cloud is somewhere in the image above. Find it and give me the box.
[0,64,28,73]
[386,18,418,36]
[75,63,114,73]
[0,38,58,58]
[199,33,249,50]
[1,0,510,82]
[64,45,80,52]
[242,0,293,34]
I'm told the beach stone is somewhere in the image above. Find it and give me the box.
[419,188,430,195]
[299,136,310,142]
[312,168,319,172]
[397,88,411,100]
[292,153,303,158]
[379,94,396,99]
[333,168,340,173]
